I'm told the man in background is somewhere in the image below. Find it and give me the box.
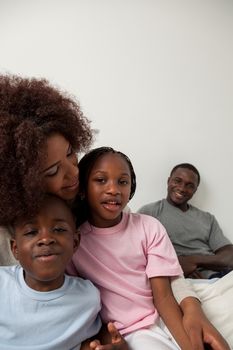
[138,163,233,279]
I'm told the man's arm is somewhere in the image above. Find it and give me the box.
[210,245,233,269]
[179,244,233,278]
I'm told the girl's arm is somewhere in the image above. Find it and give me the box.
[150,276,193,350]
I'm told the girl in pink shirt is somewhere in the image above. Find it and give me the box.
[67,147,228,350]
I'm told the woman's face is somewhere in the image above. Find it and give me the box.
[42,133,79,201]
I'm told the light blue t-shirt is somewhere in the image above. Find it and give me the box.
[0,265,101,350]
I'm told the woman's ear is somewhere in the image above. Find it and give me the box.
[73,229,80,252]
[10,239,18,260]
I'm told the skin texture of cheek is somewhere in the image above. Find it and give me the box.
[44,179,79,201]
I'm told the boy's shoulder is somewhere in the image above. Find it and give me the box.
[0,264,19,290]
[0,264,18,277]
[65,274,101,304]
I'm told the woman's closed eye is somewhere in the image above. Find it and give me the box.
[44,165,59,177]
[67,144,74,157]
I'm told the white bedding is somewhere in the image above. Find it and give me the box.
[188,272,233,348]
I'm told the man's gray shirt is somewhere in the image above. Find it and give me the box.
[138,199,231,278]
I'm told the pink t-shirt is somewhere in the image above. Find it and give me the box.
[67,212,182,335]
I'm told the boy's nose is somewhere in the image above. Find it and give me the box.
[37,232,56,246]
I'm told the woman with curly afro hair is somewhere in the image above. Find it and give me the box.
[0,73,93,264]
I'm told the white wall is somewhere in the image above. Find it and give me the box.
[0,0,233,239]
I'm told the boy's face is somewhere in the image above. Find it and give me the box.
[86,153,131,228]
[11,196,78,291]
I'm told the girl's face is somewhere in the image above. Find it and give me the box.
[42,133,79,201]
[86,153,131,228]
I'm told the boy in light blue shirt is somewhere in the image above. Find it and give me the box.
[0,194,127,350]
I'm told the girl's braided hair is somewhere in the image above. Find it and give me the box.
[73,146,136,227]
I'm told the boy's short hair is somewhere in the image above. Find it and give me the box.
[8,194,75,238]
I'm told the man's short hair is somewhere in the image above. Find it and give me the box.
[170,163,200,185]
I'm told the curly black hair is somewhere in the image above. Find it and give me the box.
[0,74,93,224]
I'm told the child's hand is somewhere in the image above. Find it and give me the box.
[89,322,128,350]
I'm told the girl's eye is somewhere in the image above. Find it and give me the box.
[95,178,106,183]
[119,179,129,185]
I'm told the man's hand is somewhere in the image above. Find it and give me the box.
[181,298,230,350]
[178,255,200,277]
[179,246,233,278]
[187,270,205,279]
[90,323,128,350]
[184,311,230,350]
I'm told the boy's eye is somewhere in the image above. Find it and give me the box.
[53,227,67,233]
[24,229,38,237]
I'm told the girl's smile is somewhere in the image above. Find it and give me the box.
[101,199,121,212]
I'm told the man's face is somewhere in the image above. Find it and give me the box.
[167,167,199,210]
